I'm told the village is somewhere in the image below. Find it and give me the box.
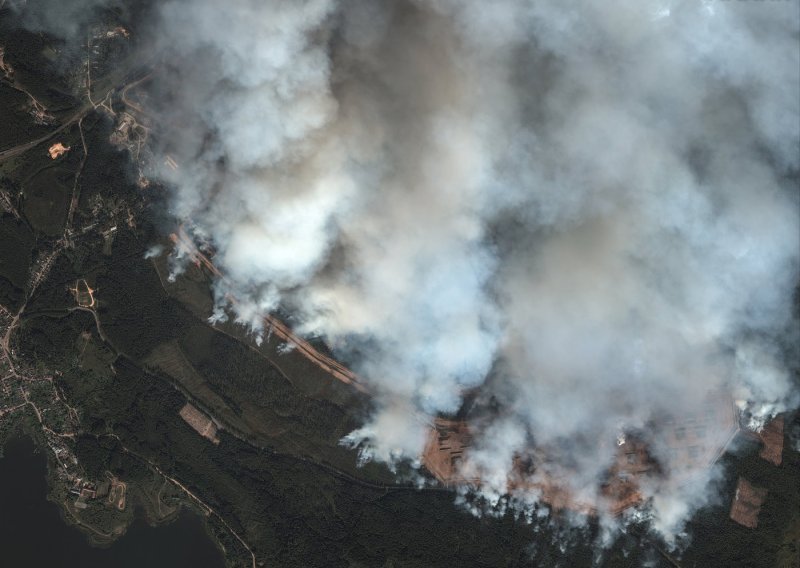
[0,282,131,530]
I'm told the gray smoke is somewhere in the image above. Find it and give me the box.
[6,0,120,38]
[151,0,799,537]
[152,0,800,540]
[36,0,800,540]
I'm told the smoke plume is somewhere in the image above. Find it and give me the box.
[22,0,800,540]
[6,0,119,38]
[148,0,800,536]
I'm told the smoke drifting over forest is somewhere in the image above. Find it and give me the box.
[145,0,799,536]
[157,0,799,536]
[17,0,800,539]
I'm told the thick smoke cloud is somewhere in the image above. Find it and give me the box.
[153,0,800,537]
[6,0,120,38]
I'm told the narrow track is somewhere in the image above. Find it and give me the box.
[171,227,370,394]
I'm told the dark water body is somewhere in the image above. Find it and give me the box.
[0,435,226,568]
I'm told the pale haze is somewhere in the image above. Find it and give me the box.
[143,0,799,538]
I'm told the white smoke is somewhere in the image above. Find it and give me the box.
[6,0,116,37]
[146,0,798,539]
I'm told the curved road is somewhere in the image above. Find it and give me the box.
[0,104,92,164]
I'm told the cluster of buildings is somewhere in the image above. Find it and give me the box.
[69,474,126,511]
[69,478,100,510]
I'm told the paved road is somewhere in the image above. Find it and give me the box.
[0,105,91,164]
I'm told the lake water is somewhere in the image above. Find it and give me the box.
[0,435,226,568]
